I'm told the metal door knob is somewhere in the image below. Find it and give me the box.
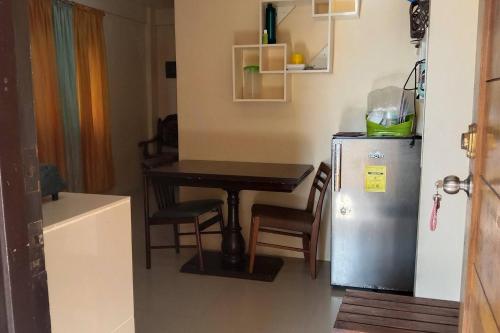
[443,175,472,196]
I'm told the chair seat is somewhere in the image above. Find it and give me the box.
[252,204,314,234]
[153,199,223,219]
[141,151,178,169]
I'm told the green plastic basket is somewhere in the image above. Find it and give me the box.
[366,115,415,137]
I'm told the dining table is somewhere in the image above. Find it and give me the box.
[144,160,314,281]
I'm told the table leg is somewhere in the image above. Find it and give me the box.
[180,189,283,281]
[221,189,245,266]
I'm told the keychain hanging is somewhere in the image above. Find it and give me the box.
[430,180,443,231]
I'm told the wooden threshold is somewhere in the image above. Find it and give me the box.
[334,289,460,333]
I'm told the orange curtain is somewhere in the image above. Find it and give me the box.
[74,5,114,193]
[28,0,67,177]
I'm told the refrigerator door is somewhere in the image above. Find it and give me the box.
[331,137,421,292]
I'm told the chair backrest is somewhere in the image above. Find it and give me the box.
[155,114,178,155]
[142,155,178,214]
[149,178,175,210]
[143,160,176,212]
[306,162,332,223]
[144,177,175,210]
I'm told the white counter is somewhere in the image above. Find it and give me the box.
[43,192,135,333]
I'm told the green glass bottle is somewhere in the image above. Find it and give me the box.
[265,4,277,44]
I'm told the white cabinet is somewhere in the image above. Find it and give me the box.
[43,193,134,333]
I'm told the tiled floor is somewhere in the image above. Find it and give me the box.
[130,194,343,333]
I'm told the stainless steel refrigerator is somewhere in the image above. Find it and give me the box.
[330,134,421,292]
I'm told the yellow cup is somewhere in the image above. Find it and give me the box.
[291,53,304,64]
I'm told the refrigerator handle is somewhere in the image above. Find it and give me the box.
[333,142,342,192]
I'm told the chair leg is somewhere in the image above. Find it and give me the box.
[145,221,152,269]
[309,227,319,279]
[194,217,205,271]
[217,206,225,234]
[173,224,180,254]
[302,233,310,262]
[248,216,260,274]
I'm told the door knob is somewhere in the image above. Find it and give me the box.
[443,175,472,197]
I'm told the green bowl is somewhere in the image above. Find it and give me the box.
[366,115,414,137]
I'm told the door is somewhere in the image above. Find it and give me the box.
[0,0,51,332]
[458,0,500,331]
[331,137,421,292]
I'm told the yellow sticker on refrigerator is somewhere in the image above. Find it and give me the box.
[365,165,387,192]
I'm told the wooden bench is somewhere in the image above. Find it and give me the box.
[334,289,460,333]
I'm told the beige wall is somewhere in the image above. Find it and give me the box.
[175,0,416,260]
[74,0,149,195]
[74,0,146,23]
[414,0,479,301]
[104,14,149,195]
[152,7,177,120]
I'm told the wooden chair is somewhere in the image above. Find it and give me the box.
[138,114,179,161]
[248,162,332,279]
[143,174,225,271]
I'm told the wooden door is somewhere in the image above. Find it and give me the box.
[0,0,51,332]
[460,0,500,331]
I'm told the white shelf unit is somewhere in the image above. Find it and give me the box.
[232,45,287,103]
[313,0,360,18]
[260,43,287,73]
[287,69,329,74]
[259,0,333,74]
[231,0,360,102]
[312,0,331,17]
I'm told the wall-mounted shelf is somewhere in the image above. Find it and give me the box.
[287,69,329,74]
[232,45,287,102]
[313,0,360,17]
[260,43,287,73]
[259,0,333,73]
[232,0,360,102]
[261,1,297,24]
[312,0,330,17]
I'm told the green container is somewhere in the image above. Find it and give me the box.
[366,115,415,137]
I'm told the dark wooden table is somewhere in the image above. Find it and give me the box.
[145,160,313,281]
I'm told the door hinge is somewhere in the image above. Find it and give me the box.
[28,220,46,276]
[461,123,477,159]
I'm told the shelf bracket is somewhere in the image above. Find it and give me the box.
[309,45,329,70]
[276,3,296,25]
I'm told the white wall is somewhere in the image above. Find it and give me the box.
[175,0,416,260]
[73,0,149,195]
[414,0,480,301]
